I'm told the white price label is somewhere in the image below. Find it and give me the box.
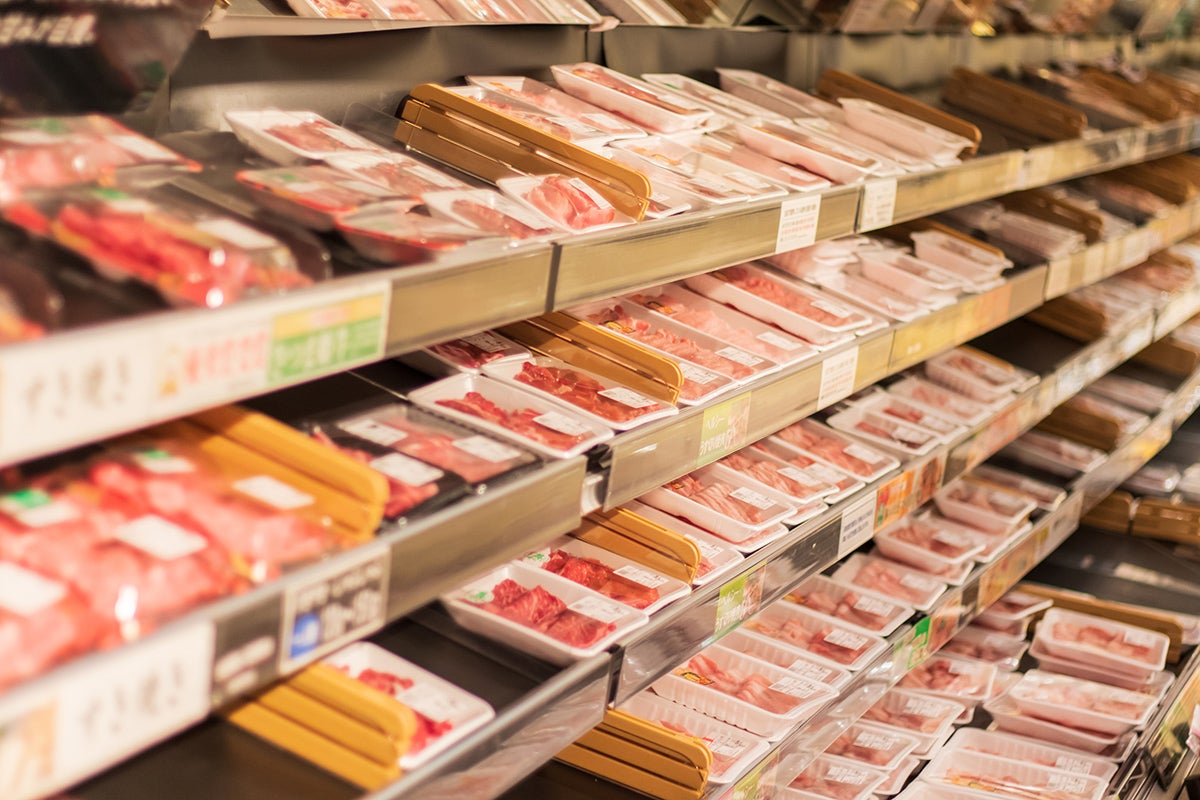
[859,178,898,231]
[932,529,970,549]
[838,494,876,558]
[132,448,196,475]
[567,596,626,624]
[730,486,776,510]
[826,764,871,784]
[533,411,592,437]
[900,573,937,591]
[779,466,820,487]
[809,464,848,485]
[1123,628,1159,648]
[453,435,523,463]
[115,515,210,561]
[818,346,860,409]
[369,453,444,486]
[853,730,898,750]
[901,698,945,718]
[460,331,510,353]
[234,475,314,510]
[614,564,669,589]
[852,595,894,617]
[813,299,852,318]
[706,733,749,757]
[843,443,882,464]
[788,658,833,682]
[195,218,279,251]
[757,331,804,351]
[1054,756,1096,775]
[0,563,66,616]
[716,346,763,367]
[824,628,869,650]
[768,675,823,698]
[775,194,822,253]
[597,387,657,409]
[395,685,468,725]
[679,363,720,385]
[342,418,407,446]
[1047,774,1089,794]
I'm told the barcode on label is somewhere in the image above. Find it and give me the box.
[788,658,832,682]
[757,331,804,351]
[844,443,882,463]
[706,733,748,757]
[614,564,669,589]
[826,765,870,784]
[824,628,869,650]
[568,596,626,625]
[680,363,720,385]
[234,475,314,510]
[716,346,763,367]
[1054,756,1094,774]
[598,387,658,409]
[853,730,898,750]
[342,418,407,446]
[779,466,820,487]
[730,486,776,510]
[453,435,522,463]
[853,595,894,617]
[533,411,592,437]
[900,573,937,591]
[460,331,510,353]
[768,675,822,698]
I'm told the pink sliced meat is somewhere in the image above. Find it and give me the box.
[477,577,615,647]
[523,176,615,230]
[514,361,657,424]
[436,391,590,451]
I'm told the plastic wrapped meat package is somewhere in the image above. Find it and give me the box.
[236,164,403,231]
[822,723,920,771]
[605,145,753,207]
[992,210,1087,260]
[465,76,648,141]
[225,110,383,164]
[5,188,314,308]
[859,689,965,751]
[323,642,494,770]
[750,438,865,502]
[424,189,563,241]
[443,562,647,664]
[496,174,631,233]
[910,230,1012,282]
[685,264,877,349]
[887,375,992,427]
[983,691,1130,754]
[551,63,715,134]
[0,115,199,203]
[443,86,624,147]
[793,116,934,175]
[741,601,887,671]
[921,748,1107,800]
[640,73,791,124]
[323,151,470,197]
[714,69,844,122]
[719,628,853,690]
[691,133,831,193]
[1059,391,1151,436]
[1122,459,1182,496]
[718,448,838,506]
[336,202,504,264]
[520,537,689,614]
[651,644,836,739]
[614,134,788,201]
[897,653,998,704]
[941,625,1029,671]
[829,553,947,611]
[787,755,887,800]
[873,514,987,574]
[286,0,371,20]
[1086,373,1172,414]
[483,357,678,431]
[734,119,883,184]
[856,249,969,306]
[332,403,539,486]
[1035,608,1168,678]
[408,374,612,459]
[415,330,530,375]
[934,477,1037,534]
[639,463,796,544]
[825,406,941,458]
[784,574,914,636]
[773,419,899,483]
[848,392,965,441]
[618,691,770,784]
[812,271,929,323]
[1028,637,1175,694]
[837,98,973,164]
[1000,431,1107,477]
[945,729,1118,782]
[625,283,816,367]
[1007,670,1157,735]
[970,464,1066,512]
[924,347,1034,404]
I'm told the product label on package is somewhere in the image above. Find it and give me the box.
[115,515,210,561]
[768,675,822,698]
[854,730,898,750]
[453,435,522,463]
[369,453,443,486]
[460,331,510,353]
[0,563,65,616]
[824,628,869,650]
[567,596,625,625]
[775,194,822,252]
[342,418,406,446]
[716,346,763,367]
[826,764,870,785]
[234,475,314,510]
[757,331,805,351]
[707,733,748,757]
[730,486,775,510]
[779,466,820,487]
[279,544,389,671]
[395,685,465,725]
[788,658,834,683]
[598,387,657,409]
[533,411,591,437]
[843,443,880,464]
[852,594,893,617]
[613,564,669,589]
[680,363,720,386]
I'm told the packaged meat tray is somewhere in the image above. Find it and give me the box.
[924,348,1033,404]
[971,464,1066,512]
[910,229,1013,279]
[774,419,899,484]
[323,150,470,197]
[720,628,853,690]
[921,749,1107,800]
[443,562,647,664]
[410,374,612,459]
[225,110,382,164]
[982,590,1053,622]
[941,625,1029,671]
[1000,431,1107,478]
[888,376,992,427]
[333,402,539,486]
[898,653,997,704]
[0,115,199,203]
[323,642,494,770]
[850,392,964,441]
[521,536,689,614]
[620,500,745,588]
[335,203,501,264]
[483,356,677,431]
[1087,373,1172,414]
[934,478,1037,534]
[973,613,1031,638]
[570,299,773,397]
[787,755,888,800]
[604,146,753,207]
[838,98,972,164]
[822,723,920,772]
[357,0,449,19]
[311,426,466,521]
[795,116,930,175]
[286,0,370,20]
[859,689,965,750]
[825,406,940,458]
[715,69,844,121]
[435,0,533,23]
[873,756,920,796]
[639,463,797,543]
[447,85,615,146]
[735,119,882,185]
[1122,460,1182,496]
[651,644,836,739]
[829,553,947,611]
[1063,391,1151,435]
[873,515,987,573]
[8,188,310,308]
[412,331,531,375]
[91,440,346,579]
[685,263,873,349]
[466,75,648,141]
[984,692,1124,754]
[612,136,787,202]
[719,448,838,506]
[742,601,887,671]
[551,63,715,134]
[618,691,771,785]
[641,73,790,123]
[813,272,928,323]
[1027,638,1174,694]
[1008,670,1156,735]
[626,284,817,368]
[751,438,865,503]
[785,574,914,636]
[424,188,563,241]
[0,560,104,690]
[0,478,241,636]
[945,728,1118,782]
[692,134,832,193]
[236,165,402,231]
[1035,608,1168,678]
[856,250,965,308]
[934,508,1028,563]
[496,174,632,233]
